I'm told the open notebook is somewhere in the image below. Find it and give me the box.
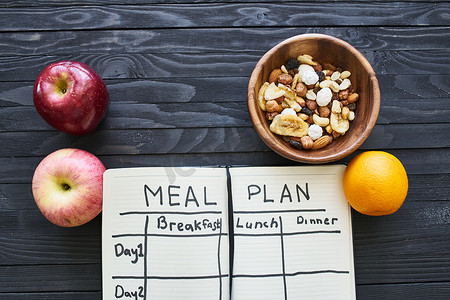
[102,166,355,300]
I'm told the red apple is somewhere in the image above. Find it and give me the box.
[33,61,109,135]
[32,148,106,227]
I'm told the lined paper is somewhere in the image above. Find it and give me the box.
[229,166,355,300]
[102,167,230,300]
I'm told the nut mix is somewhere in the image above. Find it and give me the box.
[258,54,359,150]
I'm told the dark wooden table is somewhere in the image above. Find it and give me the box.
[1,1,449,299]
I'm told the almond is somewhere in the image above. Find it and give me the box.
[311,135,332,150]
[269,68,283,83]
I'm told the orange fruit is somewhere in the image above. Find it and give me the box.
[343,151,408,216]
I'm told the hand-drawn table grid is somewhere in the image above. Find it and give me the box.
[112,211,229,300]
[232,210,350,300]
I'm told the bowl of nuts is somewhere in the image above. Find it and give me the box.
[248,33,380,163]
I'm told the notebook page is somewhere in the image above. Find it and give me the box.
[229,166,355,300]
[102,167,230,300]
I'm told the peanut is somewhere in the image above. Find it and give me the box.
[347,93,359,103]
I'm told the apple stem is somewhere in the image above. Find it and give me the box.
[61,88,67,94]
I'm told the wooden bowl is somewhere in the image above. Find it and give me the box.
[248,33,380,164]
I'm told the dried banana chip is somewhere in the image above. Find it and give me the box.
[270,114,308,138]
[277,84,296,100]
[258,82,269,111]
[330,112,350,134]
[264,82,285,100]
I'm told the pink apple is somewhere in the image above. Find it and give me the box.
[32,148,106,227]
[33,61,109,135]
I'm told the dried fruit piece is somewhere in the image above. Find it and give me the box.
[316,71,326,82]
[289,139,303,149]
[258,82,269,111]
[264,82,285,100]
[331,100,342,114]
[330,112,350,134]
[269,114,308,138]
[285,58,300,70]
[277,84,296,101]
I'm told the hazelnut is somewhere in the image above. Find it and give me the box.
[265,112,278,120]
[318,106,331,118]
[312,63,323,72]
[300,136,314,150]
[338,89,349,100]
[306,99,318,111]
[332,131,341,139]
[277,74,293,85]
[265,100,283,113]
[295,82,307,97]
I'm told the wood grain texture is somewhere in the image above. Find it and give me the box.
[0,0,449,297]
[1,27,449,57]
[2,0,447,8]
[0,53,448,84]
[0,3,448,32]
[0,264,101,292]
[0,124,448,158]
[0,149,448,185]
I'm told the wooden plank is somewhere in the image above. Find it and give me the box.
[0,95,448,131]
[0,27,448,58]
[0,292,101,300]
[0,53,448,86]
[2,0,444,8]
[0,264,101,293]
[0,124,448,157]
[0,3,448,32]
[357,282,450,299]
[0,234,101,265]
